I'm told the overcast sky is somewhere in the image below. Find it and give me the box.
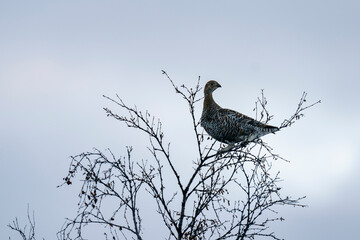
[1,1,360,239]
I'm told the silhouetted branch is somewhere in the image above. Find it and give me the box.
[8,206,44,240]
[280,92,321,129]
[57,147,144,240]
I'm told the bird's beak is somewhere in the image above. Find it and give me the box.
[218,84,222,88]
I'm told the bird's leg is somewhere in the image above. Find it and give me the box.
[239,141,249,148]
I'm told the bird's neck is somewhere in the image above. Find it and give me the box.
[203,92,220,112]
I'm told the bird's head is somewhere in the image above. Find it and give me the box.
[204,80,222,94]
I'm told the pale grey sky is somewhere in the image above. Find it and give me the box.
[1,1,360,239]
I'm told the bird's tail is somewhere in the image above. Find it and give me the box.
[264,125,280,134]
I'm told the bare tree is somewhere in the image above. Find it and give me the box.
[56,71,320,240]
[9,71,319,240]
[8,205,44,240]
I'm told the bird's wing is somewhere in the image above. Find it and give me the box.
[218,108,279,134]
[218,108,258,127]
[214,108,257,139]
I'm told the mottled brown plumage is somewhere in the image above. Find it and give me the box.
[200,80,279,146]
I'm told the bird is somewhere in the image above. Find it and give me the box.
[200,80,279,147]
